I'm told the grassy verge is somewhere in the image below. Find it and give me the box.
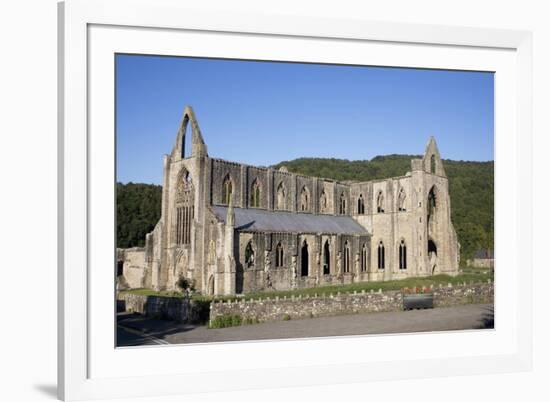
[118,288,184,298]
[120,269,493,303]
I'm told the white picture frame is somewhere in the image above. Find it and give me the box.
[58,0,533,400]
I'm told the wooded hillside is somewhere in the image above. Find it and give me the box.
[117,182,162,248]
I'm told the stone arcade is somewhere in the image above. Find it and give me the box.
[117,106,460,295]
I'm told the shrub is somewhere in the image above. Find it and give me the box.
[175,276,195,296]
[209,314,243,329]
[282,314,291,321]
[244,317,260,325]
[230,314,242,326]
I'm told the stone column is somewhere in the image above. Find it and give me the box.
[267,168,274,210]
[223,197,236,295]
[291,174,297,212]
[312,177,318,214]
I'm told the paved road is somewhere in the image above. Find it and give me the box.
[117,313,171,346]
[116,303,493,347]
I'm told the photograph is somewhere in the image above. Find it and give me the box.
[115,54,495,347]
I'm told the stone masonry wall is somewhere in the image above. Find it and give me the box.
[118,248,148,289]
[432,282,494,307]
[212,291,403,323]
[118,293,206,323]
[210,282,493,324]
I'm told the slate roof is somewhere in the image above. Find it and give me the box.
[212,206,369,235]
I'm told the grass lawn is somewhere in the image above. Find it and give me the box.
[119,267,493,302]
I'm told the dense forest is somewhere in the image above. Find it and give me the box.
[117,182,162,248]
[117,155,493,264]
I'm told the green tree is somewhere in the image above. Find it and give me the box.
[116,182,162,248]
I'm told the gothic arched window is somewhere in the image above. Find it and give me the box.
[275,242,284,267]
[339,192,347,215]
[250,179,261,208]
[377,241,385,269]
[276,182,286,210]
[323,240,330,275]
[245,241,255,268]
[399,240,407,270]
[377,191,385,213]
[343,241,351,273]
[357,194,365,215]
[300,186,310,212]
[222,174,233,205]
[427,186,437,223]
[430,154,436,174]
[301,240,309,276]
[175,169,194,245]
[361,243,367,272]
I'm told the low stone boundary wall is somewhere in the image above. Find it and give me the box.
[210,282,494,324]
[433,282,494,307]
[117,293,209,323]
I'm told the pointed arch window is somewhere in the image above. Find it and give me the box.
[343,241,351,273]
[361,243,368,272]
[178,115,191,159]
[301,240,309,276]
[398,189,407,212]
[276,182,286,210]
[175,169,194,245]
[377,241,385,269]
[250,179,261,208]
[323,240,330,275]
[399,240,407,269]
[377,191,385,213]
[339,192,347,215]
[427,186,437,223]
[300,186,310,212]
[275,242,284,267]
[222,174,233,205]
[245,241,255,268]
[430,154,436,174]
[357,194,365,215]
[319,190,328,213]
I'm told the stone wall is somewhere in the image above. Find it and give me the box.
[117,293,209,323]
[433,282,494,307]
[211,291,402,323]
[118,248,148,289]
[210,282,493,324]
[233,231,372,294]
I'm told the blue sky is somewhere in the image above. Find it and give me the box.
[116,54,494,185]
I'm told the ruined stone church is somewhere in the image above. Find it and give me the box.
[117,106,460,296]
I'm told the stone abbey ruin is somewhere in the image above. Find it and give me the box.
[117,106,460,296]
